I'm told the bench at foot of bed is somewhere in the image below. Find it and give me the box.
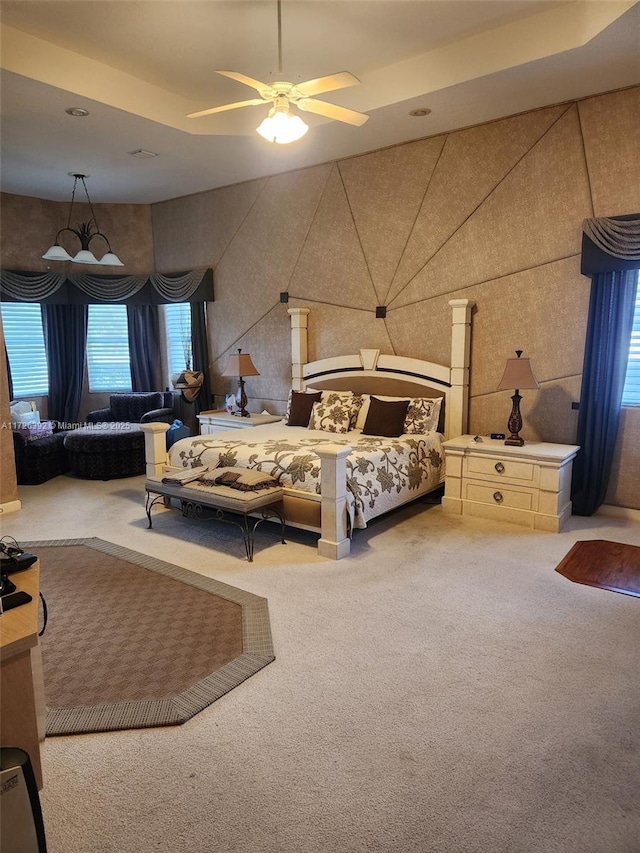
[145,478,286,562]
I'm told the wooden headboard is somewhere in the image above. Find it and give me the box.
[288,300,474,440]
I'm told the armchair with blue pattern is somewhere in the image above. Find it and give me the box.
[86,392,175,425]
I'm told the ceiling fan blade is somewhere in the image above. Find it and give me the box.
[215,70,273,96]
[295,71,361,97]
[187,98,268,119]
[297,98,369,127]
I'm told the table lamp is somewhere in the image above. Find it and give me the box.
[496,350,539,446]
[222,349,259,417]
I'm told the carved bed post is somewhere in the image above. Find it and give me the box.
[447,299,474,438]
[140,422,170,478]
[288,307,310,391]
[315,444,352,560]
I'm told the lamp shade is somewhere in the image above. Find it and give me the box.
[99,252,125,267]
[497,352,540,391]
[256,111,308,144]
[72,249,101,265]
[42,244,73,262]
[222,351,259,378]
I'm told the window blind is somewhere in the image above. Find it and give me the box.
[1,303,49,397]
[86,304,132,392]
[163,302,192,377]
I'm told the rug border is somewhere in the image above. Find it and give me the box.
[26,537,275,736]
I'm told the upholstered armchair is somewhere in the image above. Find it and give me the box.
[12,429,69,485]
[86,392,175,425]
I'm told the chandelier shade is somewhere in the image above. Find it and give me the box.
[42,174,124,267]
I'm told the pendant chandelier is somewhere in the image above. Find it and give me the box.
[42,173,124,266]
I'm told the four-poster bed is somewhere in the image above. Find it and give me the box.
[142,299,473,559]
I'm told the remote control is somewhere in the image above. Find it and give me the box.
[1,590,33,612]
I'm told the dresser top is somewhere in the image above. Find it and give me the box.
[442,435,579,462]
[197,411,281,426]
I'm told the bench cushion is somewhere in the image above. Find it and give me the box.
[146,478,284,513]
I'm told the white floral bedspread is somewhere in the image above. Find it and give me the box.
[168,424,444,529]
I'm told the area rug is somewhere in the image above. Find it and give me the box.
[26,538,274,736]
[555,539,640,598]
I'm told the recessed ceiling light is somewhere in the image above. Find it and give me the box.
[409,108,431,117]
[129,149,158,159]
[66,107,89,117]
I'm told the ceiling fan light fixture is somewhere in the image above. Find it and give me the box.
[256,105,308,144]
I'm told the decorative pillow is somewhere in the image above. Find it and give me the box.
[319,390,360,429]
[362,397,410,437]
[404,397,443,434]
[286,391,322,427]
[283,387,320,421]
[354,394,372,431]
[308,400,351,433]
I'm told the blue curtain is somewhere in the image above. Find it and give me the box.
[5,344,13,402]
[191,301,213,413]
[42,304,88,426]
[571,269,638,515]
[127,304,161,391]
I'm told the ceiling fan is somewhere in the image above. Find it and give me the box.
[186,1,369,144]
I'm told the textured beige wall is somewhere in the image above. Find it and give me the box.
[1,88,637,509]
[0,192,154,274]
[153,86,639,510]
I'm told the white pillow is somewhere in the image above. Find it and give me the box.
[10,401,40,428]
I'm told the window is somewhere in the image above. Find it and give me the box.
[1,303,49,397]
[163,302,192,378]
[622,271,640,406]
[86,304,132,392]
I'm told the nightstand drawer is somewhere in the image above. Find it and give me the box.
[464,481,536,511]
[463,454,537,486]
[442,436,579,533]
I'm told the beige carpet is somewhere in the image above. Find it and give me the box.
[6,475,640,853]
[28,538,274,735]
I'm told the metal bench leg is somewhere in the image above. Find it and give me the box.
[145,491,167,529]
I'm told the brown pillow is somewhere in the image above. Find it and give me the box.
[286,391,322,427]
[362,396,410,437]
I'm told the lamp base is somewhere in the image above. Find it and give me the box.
[235,377,250,417]
[504,435,525,447]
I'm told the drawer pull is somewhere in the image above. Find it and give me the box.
[493,491,504,503]
[494,462,505,474]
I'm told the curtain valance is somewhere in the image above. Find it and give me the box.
[0,268,213,304]
[581,214,640,276]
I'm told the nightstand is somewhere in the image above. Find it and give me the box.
[197,410,282,434]
[441,435,579,532]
